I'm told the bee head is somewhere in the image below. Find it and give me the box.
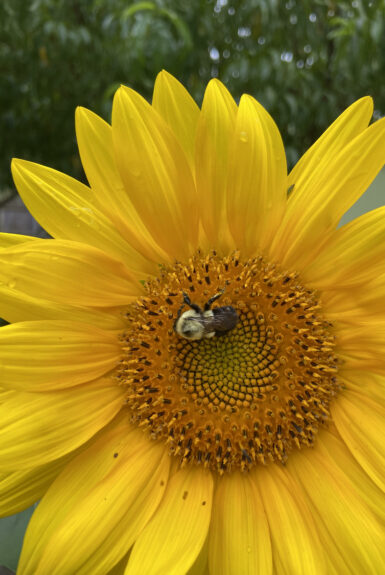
[174,309,206,340]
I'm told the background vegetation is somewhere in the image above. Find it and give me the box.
[1,0,385,200]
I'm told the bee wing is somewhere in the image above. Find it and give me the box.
[195,315,217,334]
[211,307,239,332]
[198,314,229,333]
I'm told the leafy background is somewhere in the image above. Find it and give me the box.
[0,0,385,571]
[1,0,385,198]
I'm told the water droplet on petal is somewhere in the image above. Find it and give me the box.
[239,131,248,143]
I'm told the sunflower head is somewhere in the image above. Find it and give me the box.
[119,249,339,473]
[2,71,385,575]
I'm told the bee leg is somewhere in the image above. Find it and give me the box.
[175,302,185,321]
[182,291,192,306]
[182,291,202,313]
[204,288,225,310]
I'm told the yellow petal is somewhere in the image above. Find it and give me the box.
[17,417,169,575]
[75,106,170,265]
[0,285,125,330]
[317,429,385,524]
[303,205,385,289]
[107,554,131,575]
[320,276,385,337]
[337,321,385,374]
[0,233,38,248]
[0,389,14,403]
[187,536,209,575]
[0,446,84,517]
[257,464,326,575]
[0,377,124,471]
[11,159,155,276]
[195,79,237,250]
[288,97,373,201]
[153,70,200,174]
[271,116,385,270]
[126,467,213,575]
[112,86,198,259]
[332,389,385,492]
[291,433,385,573]
[227,95,287,255]
[208,472,272,575]
[0,239,141,307]
[24,434,169,575]
[339,370,385,404]
[353,273,385,316]
[0,320,121,391]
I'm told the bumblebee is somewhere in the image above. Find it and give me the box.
[174,290,239,341]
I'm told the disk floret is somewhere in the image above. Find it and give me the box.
[118,251,339,473]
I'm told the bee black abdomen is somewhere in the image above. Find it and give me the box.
[212,306,239,333]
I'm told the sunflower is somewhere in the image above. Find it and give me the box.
[0,70,384,575]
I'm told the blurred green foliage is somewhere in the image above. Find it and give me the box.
[1,0,385,195]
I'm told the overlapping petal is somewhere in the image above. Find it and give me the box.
[257,465,326,575]
[107,555,132,575]
[0,378,124,471]
[112,85,198,259]
[332,387,385,492]
[75,106,170,265]
[152,70,200,173]
[0,233,38,248]
[11,159,156,276]
[0,446,84,517]
[187,538,209,575]
[0,285,125,330]
[340,370,385,403]
[270,115,385,270]
[291,432,385,574]
[319,285,385,327]
[126,468,213,575]
[314,429,385,525]
[195,79,237,250]
[209,472,272,575]
[303,205,385,289]
[351,273,385,317]
[288,97,373,201]
[18,417,170,575]
[0,320,121,391]
[0,239,141,307]
[227,95,287,255]
[337,321,385,374]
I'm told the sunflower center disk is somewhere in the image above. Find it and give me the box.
[118,251,339,473]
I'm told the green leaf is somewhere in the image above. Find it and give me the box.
[122,1,157,19]
[121,2,192,50]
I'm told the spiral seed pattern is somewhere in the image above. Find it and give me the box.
[118,251,339,473]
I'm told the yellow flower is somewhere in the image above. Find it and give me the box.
[1,70,385,574]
